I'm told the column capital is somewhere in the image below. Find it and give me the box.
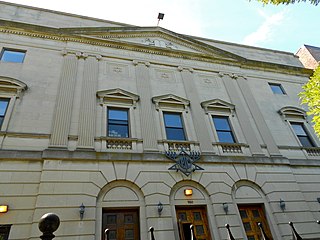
[218,72,247,80]
[133,60,150,67]
[76,52,88,59]
[178,66,194,73]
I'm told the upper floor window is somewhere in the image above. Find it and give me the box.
[212,116,236,143]
[290,122,314,147]
[278,106,318,149]
[107,108,129,138]
[163,112,186,141]
[0,98,10,128]
[152,94,190,142]
[0,77,27,131]
[1,49,26,63]
[269,83,285,94]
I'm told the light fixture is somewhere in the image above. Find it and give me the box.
[280,199,286,211]
[223,203,228,214]
[184,189,193,196]
[79,203,85,220]
[317,220,320,224]
[0,205,8,213]
[157,202,163,215]
[157,13,165,26]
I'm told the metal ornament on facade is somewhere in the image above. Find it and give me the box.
[166,148,204,176]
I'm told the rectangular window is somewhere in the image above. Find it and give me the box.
[0,225,11,240]
[0,98,10,128]
[268,83,285,94]
[291,122,314,147]
[163,112,186,141]
[1,49,26,63]
[212,116,236,143]
[107,108,129,138]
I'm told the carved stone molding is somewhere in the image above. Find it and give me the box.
[166,148,204,176]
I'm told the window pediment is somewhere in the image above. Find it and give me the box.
[278,106,306,119]
[152,94,190,110]
[201,99,235,114]
[97,88,139,107]
[0,76,27,97]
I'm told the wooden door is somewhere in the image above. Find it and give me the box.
[102,208,140,240]
[176,206,212,240]
[238,205,273,240]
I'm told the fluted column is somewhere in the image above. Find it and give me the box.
[133,60,158,151]
[77,55,101,149]
[179,67,213,153]
[49,52,79,147]
[220,73,264,156]
[236,75,281,156]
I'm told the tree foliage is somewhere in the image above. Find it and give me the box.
[253,0,319,5]
[300,65,320,136]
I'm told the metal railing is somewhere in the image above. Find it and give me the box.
[225,222,305,240]
[38,213,310,240]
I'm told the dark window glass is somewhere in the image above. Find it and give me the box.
[291,122,314,147]
[212,116,236,143]
[0,98,10,128]
[0,225,11,240]
[107,108,129,138]
[195,225,204,235]
[1,49,26,63]
[163,112,186,140]
[269,83,285,94]
[240,210,248,219]
[244,222,252,232]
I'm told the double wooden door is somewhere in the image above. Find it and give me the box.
[102,208,140,240]
[238,205,273,240]
[176,206,212,240]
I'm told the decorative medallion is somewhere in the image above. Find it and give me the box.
[166,149,204,176]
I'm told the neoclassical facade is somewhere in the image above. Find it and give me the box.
[0,2,320,240]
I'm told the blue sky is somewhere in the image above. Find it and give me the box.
[3,0,319,53]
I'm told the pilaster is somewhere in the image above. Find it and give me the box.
[49,52,79,147]
[77,55,101,149]
[133,60,158,151]
[178,66,213,153]
[236,75,281,157]
[219,72,264,156]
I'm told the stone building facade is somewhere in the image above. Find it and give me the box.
[0,2,320,240]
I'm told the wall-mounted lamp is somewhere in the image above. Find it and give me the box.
[157,202,163,215]
[317,220,320,224]
[79,203,85,220]
[223,203,229,214]
[0,205,8,213]
[184,189,193,196]
[280,199,286,211]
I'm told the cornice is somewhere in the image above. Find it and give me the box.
[0,20,312,76]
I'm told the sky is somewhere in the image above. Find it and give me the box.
[2,0,319,53]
